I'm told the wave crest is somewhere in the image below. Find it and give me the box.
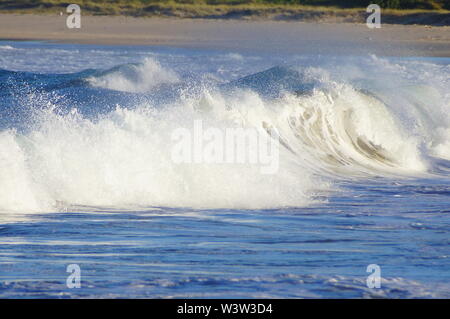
[1,57,450,213]
[87,57,180,93]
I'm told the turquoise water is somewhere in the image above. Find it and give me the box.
[0,41,449,298]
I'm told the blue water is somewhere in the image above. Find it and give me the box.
[0,41,449,298]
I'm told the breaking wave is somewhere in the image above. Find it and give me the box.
[0,56,449,212]
[87,57,180,93]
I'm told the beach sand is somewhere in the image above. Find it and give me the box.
[0,14,449,56]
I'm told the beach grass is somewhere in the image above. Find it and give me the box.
[0,0,448,21]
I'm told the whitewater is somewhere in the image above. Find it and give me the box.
[0,41,449,298]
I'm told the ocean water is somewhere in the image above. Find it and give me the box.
[0,41,449,298]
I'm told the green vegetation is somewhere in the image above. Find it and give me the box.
[0,0,448,18]
[206,1,449,10]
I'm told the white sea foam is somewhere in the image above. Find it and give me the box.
[0,94,324,213]
[1,56,449,213]
[87,57,179,93]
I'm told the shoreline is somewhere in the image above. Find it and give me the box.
[1,14,450,57]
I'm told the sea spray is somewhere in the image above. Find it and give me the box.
[1,54,449,213]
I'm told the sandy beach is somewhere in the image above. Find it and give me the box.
[0,13,449,56]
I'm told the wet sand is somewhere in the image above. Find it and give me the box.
[0,14,449,56]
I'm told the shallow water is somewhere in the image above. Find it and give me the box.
[0,41,449,298]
